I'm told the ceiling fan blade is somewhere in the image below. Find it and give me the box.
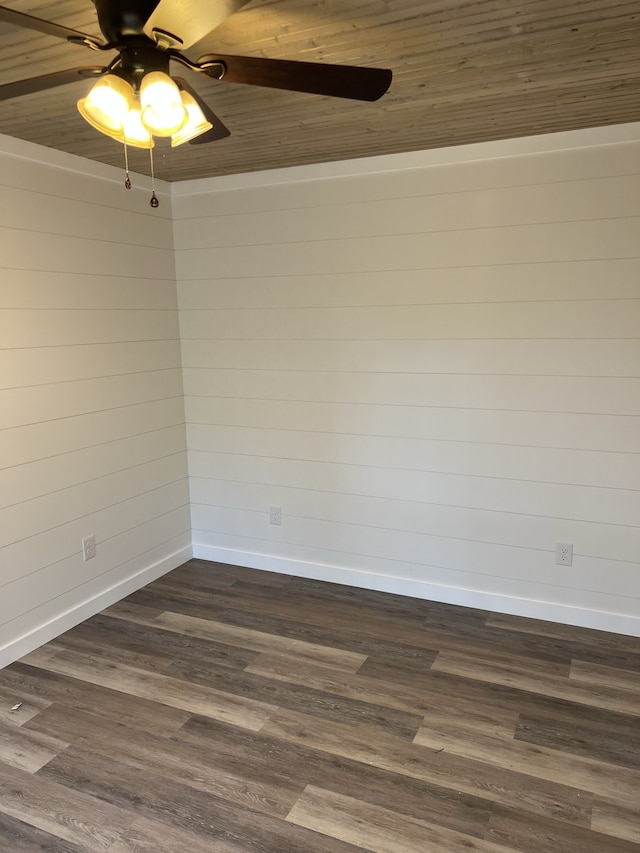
[173,77,231,143]
[0,4,104,46]
[197,54,392,102]
[0,68,105,102]
[143,0,251,49]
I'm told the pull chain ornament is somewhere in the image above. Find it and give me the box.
[123,142,131,189]
[149,147,159,208]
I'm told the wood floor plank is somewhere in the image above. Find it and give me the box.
[486,803,640,853]
[150,562,240,592]
[284,577,488,625]
[0,761,244,853]
[262,707,593,827]
[421,617,640,675]
[0,761,129,851]
[114,591,440,675]
[431,649,640,716]
[591,799,640,845]
[0,810,84,853]
[53,612,259,675]
[181,714,494,839]
[157,611,369,672]
[0,684,51,727]
[170,582,447,650]
[247,652,520,738]
[29,705,305,819]
[102,600,165,621]
[1,661,191,734]
[111,608,369,673]
[20,646,277,731]
[3,558,640,852]
[515,712,640,771]
[38,748,368,853]
[286,784,513,853]
[570,659,640,693]
[399,665,640,736]
[173,655,424,739]
[0,719,68,773]
[486,612,640,651]
[246,652,431,719]
[485,614,640,671]
[414,722,640,808]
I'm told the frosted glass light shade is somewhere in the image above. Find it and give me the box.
[171,92,212,147]
[77,75,134,139]
[122,105,154,149]
[140,71,188,136]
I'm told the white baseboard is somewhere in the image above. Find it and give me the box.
[193,544,640,638]
[0,544,192,669]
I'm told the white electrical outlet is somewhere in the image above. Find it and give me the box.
[82,535,96,561]
[269,505,282,525]
[555,542,573,566]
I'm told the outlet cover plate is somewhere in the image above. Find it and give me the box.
[82,535,96,561]
[269,505,282,525]
[555,542,573,566]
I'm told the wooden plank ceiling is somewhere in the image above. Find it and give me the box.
[0,0,639,182]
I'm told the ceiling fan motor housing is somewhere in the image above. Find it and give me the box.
[92,0,160,42]
[116,44,172,89]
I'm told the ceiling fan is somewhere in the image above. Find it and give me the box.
[0,0,393,153]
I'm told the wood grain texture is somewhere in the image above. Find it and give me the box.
[1,558,640,851]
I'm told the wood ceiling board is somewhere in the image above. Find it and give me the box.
[0,0,638,181]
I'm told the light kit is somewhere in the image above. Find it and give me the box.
[77,71,211,148]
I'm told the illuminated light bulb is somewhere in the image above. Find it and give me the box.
[140,71,187,136]
[171,91,212,147]
[77,75,134,139]
[122,104,154,149]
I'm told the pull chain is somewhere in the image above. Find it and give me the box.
[123,142,131,190]
[149,147,159,208]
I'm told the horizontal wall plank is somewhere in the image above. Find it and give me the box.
[0,230,175,278]
[184,397,640,454]
[182,367,640,416]
[189,478,640,564]
[0,152,172,218]
[1,369,183,430]
[1,309,179,349]
[0,397,185,469]
[1,448,189,548]
[186,423,640,490]
[0,269,178,310]
[1,486,189,587]
[181,337,640,377]
[172,142,640,219]
[173,174,640,250]
[177,219,640,280]
[1,341,182,389]
[179,300,640,341]
[188,450,640,527]
[0,185,173,250]
[178,260,640,309]
[1,444,187,511]
[190,504,637,591]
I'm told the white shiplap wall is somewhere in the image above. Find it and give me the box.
[0,136,191,665]
[174,127,640,636]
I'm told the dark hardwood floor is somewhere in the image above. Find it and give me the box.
[1,559,640,851]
